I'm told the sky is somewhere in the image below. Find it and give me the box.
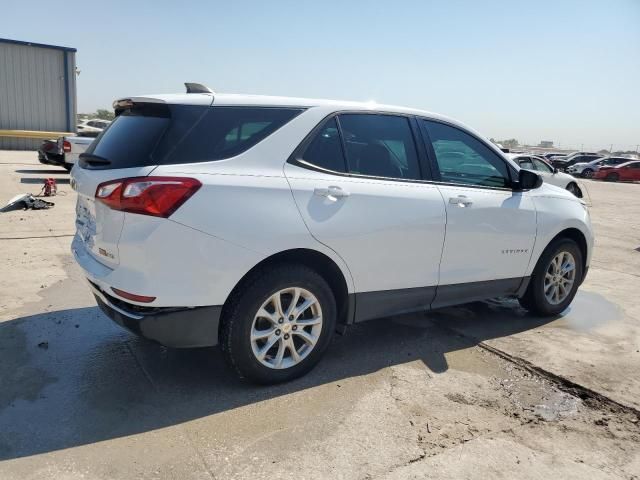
[2,0,639,150]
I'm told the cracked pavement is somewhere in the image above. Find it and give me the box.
[1,151,639,479]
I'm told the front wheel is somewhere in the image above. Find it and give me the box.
[519,239,583,316]
[220,264,336,384]
[581,169,594,178]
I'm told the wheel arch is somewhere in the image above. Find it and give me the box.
[547,228,589,282]
[221,248,353,332]
[566,181,583,198]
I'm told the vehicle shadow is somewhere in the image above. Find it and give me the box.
[20,177,71,185]
[15,169,67,175]
[0,292,613,461]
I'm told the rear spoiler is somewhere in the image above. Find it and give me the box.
[112,83,215,116]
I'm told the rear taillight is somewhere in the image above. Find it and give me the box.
[63,140,71,153]
[95,177,201,218]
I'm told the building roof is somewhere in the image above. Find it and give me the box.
[0,37,76,53]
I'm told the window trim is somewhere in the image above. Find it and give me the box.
[417,117,518,191]
[288,110,432,184]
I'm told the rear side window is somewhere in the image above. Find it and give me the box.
[300,118,347,172]
[82,105,303,169]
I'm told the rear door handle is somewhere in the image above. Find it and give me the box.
[314,185,350,200]
[449,195,473,207]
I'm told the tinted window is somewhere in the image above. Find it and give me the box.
[338,114,421,180]
[83,105,303,169]
[300,118,346,172]
[532,157,553,173]
[161,106,304,164]
[422,120,510,188]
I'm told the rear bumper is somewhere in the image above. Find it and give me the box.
[88,280,221,348]
[38,150,65,166]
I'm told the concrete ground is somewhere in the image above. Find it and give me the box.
[0,151,638,480]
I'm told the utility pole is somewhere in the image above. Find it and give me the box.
[610,144,613,153]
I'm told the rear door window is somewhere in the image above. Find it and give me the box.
[82,105,304,169]
[337,114,421,180]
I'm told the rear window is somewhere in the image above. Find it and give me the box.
[81,105,304,169]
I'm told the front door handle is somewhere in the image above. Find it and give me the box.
[449,195,473,207]
[314,185,350,201]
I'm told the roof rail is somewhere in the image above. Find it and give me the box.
[184,82,214,94]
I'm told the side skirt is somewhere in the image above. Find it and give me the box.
[350,277,529,323]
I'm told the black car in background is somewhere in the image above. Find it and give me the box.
[552,152,602,170]
[37,139,65,168]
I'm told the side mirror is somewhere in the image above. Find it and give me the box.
[515,169,543,190]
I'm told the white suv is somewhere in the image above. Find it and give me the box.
[71,86,593,383]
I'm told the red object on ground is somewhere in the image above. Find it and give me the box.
[43,178,57,196]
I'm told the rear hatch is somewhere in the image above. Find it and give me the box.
[71,98,212,268]
[71,95,303,269]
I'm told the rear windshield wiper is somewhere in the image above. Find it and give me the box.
[79,153,111,167]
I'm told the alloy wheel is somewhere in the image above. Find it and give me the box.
[544,251,576,305]
[250,287,323,369]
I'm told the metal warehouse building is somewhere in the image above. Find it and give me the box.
[0,38,77,150]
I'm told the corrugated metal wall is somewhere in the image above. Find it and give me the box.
[0,41,77,150]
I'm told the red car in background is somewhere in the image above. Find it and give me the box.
[594,160,640,182]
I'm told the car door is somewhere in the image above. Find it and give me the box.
[285,113,446,321]
[419,119,536,308]
[531,157,565,188]
[621,162,640,180]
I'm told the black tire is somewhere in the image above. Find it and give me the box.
[606,172,619,182]
[519,238,583,316]
[581,169,594,179]
[220,264,336,384]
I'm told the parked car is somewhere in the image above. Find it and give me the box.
[37,138,66,168]
[551,152,602,170]
[540,152,569,162]
[593,161,640,182]
[552,152,602,170]
[507,154,582,197]
[71,87,593,383]
[58,135,95,169]
[77,119,111,137]
[567,156,631,178]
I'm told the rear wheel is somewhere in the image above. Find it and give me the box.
[606,172,619,182]
[519,238,583,316]
[220,264,336,384]
[581,169,594,178]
